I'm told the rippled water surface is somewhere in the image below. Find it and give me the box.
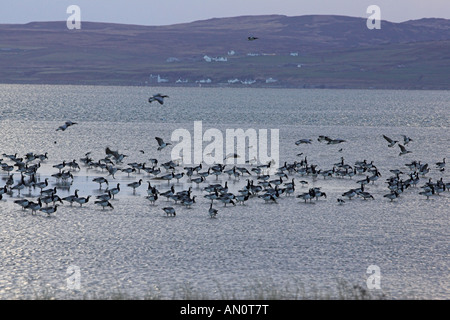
[0,85,448,299]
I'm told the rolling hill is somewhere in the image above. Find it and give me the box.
[0,15,449,89]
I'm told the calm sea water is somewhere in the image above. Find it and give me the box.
[0,84,448,299]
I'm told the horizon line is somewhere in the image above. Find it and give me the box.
[1,13,448,27]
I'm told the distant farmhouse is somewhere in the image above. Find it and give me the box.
[203,55,228,62]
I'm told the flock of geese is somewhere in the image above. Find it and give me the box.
[0,122,448,218]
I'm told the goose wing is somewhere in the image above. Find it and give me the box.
[155,137,164,146]
[154,96,164,104]
[383,135,393,143]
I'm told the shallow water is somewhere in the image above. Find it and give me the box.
[0,85,448,299]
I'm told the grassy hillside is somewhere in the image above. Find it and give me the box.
[0,15,449,89]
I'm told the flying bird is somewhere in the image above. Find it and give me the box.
[319,136,346,145]
[56,121,77,131]
[383,135,398,147]
[295,139,312,145]
[224,153,240,160]
[248,36,259,41]
[148,93,169,105]
[402,135,413,145]
[155,137,171,151]
[398,144,412,156]
[105,147,127,163]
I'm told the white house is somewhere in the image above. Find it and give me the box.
[149,74,169,83]
[213,57,228,62]
[166,57,180,62]
[196,78,212,84]
[241,79,256,85]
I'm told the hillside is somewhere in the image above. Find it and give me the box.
[0,15,449,89]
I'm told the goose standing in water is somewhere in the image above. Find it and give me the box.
[191,176,205,187]
[62,189,79,206]
[235,194,249,205]
[25,198,42,215]
[435,158,446,170]
[127,179,143,193]
[383,191,399,201]
[182,196,196,208]
[342,189,357,200]
[160,186,175,201]
[209,203,218,218]
[40,204,59,217]
[161,172,175,184]
[107,183,120,199]
[96,191,112,202]
[74,195,91,207]
[34,178,49,192]
[419,186,435,200]
[14,199,30,210]
[93,177,109,189]
[162,207,176,217]
[95,199,114,210]
[146,193,158,205]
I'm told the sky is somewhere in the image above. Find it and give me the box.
[1,0,449,25]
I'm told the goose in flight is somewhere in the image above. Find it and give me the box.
[148,93,169,105]
[105,147,127,163]
[155,137,171,151]
[56,121,77,131]
[402,135,413,145]
[317,135,345,144]
[398,144,412,156]
[383,135,398,148]
[224,153,240,160]
[295,139,312,145]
